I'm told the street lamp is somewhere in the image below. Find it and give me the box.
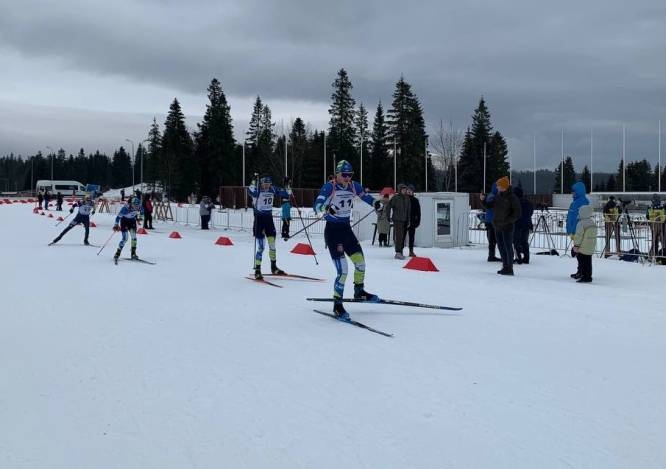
[125,138,135,190]
[46,146,54,181]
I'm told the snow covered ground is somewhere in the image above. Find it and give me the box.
[1,201,665,469]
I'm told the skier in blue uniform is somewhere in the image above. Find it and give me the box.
[112,196,142,263]
[247,175,291,279]
[314,160,378,320]
[50,194,96,245]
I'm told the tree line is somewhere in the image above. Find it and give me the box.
[1,72,664,199]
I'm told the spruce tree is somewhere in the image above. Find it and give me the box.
[387,76,427,190]
[144,118,162,191]
[328,69,358,171]
[553,156,576,193]
[354,102,370,186]
[580,165,592,193]
[288,118,308,187]
[606,174,617,191]
[369,101,390,190]
[626,159,651,191]
[111,147,132,188]
[161,98,195,201]
[457,98,495,193]
[194,78,237,197]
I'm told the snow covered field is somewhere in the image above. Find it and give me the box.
[1,201,665,469]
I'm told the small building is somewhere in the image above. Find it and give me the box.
[354,192,470,248]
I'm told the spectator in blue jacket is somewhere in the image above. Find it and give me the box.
[566,181,590,279]
[480,182,500,262]
[281,198,292,239]
[512,186,534,264]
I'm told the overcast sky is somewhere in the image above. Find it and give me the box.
[1,0,665,172]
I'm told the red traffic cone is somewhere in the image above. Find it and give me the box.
[40,212,46,216]
[137,227,148,234]
[56,216,64,221]
[33,208,39,213]
[47,213,54,218]
[169,231,182,239]
[291,243,316,255]
[215,236,233,246]
[403,256,439,272]
[90,222,97,228]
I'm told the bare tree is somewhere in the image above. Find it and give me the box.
[431,120,463,191]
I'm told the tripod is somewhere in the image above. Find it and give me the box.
[618,204,644,263]
[529,209,559,256]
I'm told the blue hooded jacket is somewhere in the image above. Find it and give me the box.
[483,183,498,223]
[566,181,589,235]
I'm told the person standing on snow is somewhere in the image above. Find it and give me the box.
[112,196,142,263]
[281,197,292,240]
[572,205,597,283]
[490,176,521,275]
[313,159,378,321]
[480,183,500,262]
[49,194,95,246]
[405,184,421,257]
[386,183,411,259]
[247,175,291,279]
[566,181,590,279]
[199,195,215,230]
[56,192,64,211]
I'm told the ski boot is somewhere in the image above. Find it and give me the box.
[84,239,90,246]
[113,248,121,265]
[354,283,379,302]
[271,260,285,275]
[254,268,263,280]
[333,301,350,321]
[131,247,139,260]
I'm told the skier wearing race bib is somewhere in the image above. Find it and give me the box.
[248,175,291,280]
[313,160,378,320]
[112,196,142,263]
[50,194,96,246]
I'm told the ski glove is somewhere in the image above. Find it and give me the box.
[69,209,74,214]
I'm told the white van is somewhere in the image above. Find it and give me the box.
[35,180,87,196]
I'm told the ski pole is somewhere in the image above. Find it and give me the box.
[97,230,117,256]
[288,214,325,239]
[289,191,319,265]
[350,208,377,229]
[54,212,72,227]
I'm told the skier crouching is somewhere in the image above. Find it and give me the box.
[113,196,142,263]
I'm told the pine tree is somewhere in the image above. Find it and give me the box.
[553,156,576,193]
[580,165,592,193]
[194,78,237,197]
[111,147,132,188]
[626,159,651,191]
[616,160,625,192]
[301,130,325,189]
[486,131,509,188]
[328,69,358,171]
[606,174,617,191]
[144,118,162,191]
[354,102,370,186]
[369,102,390,190]
[245,96,275,178]
[457,98,497,193]
[288,118,308,187]
[161,98,195,201]
[387,76,427,190]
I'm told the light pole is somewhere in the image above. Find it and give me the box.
[46,146,54,181]
[125,138,135,190]
[141,138,151,193]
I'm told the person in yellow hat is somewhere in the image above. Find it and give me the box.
[489,176,521,275]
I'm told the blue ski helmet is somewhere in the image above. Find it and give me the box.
[259,175,272,185]
[130,196,140,207]
[335,160,353,174]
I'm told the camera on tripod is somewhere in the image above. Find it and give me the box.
[536,202,549,212]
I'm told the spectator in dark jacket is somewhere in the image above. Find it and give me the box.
[512,186,534,264]
[43,190,51,210]
[480,183,500,262]
[56,192,64,211]
[491,176,521,275]
[387,184,411,259]
[406,184,421,257]
[37,190,44,209]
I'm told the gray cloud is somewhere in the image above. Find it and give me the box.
[1,0,665,173]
